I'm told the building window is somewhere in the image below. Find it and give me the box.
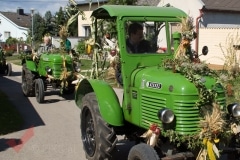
[84,26,91,37]
[4,32,11,39]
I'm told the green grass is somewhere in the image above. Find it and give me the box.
[0,90,24,135]
[80,59,93,70]
[6,54,22,65]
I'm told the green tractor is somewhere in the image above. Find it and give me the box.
[0,47,12,76]
[21,49,78,103]
[75,5,240,160]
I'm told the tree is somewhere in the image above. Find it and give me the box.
[6,37,18,45]
[55,7,67,34]
[44,11,57,36]
[31,12,45,45]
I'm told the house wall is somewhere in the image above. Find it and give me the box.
[0,14,28,42]
[158,0,204,18]
[77,3,106,37]
[78,11,93,37]
[157,0,204,50]
[199,28,240,65]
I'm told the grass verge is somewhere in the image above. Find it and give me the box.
[0,90,24,135]
[6,54,22,65]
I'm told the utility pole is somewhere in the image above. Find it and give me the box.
[30,8,34,48]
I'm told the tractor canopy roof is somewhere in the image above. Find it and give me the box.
[91,5,187,19]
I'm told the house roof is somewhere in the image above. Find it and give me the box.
[201,0,240,12]
[137,0,160,6]
[0,8,31,28]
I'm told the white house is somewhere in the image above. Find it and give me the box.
[77,0,108,37]
[0,8,31,42]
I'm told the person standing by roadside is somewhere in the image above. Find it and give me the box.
[65,38,71,53]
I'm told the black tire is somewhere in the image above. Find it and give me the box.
[81,92,117,160]
[35,78,45,103]
[5,63,12,76]
[128,143,160,160]
[22,64,35,96]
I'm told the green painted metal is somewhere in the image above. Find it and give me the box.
[91,5,186,19]
[123,66,226,134]
[25,60,37,72]
[38,53,74,79]
[75,79,124,126]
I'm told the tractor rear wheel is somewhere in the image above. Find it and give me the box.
[22,64,35,96]
[35,78,45,103]
[81,92,117,160]
[128,143,160,160]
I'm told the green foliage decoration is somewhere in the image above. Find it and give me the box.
[161,56,230,150]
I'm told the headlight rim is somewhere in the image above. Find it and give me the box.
[158,108,175,124]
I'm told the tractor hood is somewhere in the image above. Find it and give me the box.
[132,66,218,95]
[40,53,72,63]
[38,53,74,79]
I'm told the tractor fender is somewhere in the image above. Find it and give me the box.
[25,60,37,72]
[75,78,124,126]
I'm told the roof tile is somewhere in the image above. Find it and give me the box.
[202,0,240,12]
[0,11,31,28]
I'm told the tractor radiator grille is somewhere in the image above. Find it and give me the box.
[141,94,166,129]
[140,91,226,135]
[173,99,200,134]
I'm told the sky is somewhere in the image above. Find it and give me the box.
[0,0,84,16]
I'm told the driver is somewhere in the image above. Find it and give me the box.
[37,35,55,56]
[126,22,152,53]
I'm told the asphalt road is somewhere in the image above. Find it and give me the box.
[0,64,132,160]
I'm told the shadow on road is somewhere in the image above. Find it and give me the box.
[0,138,22,152]
[0,75,45,130]
[11,71,21,77]
[42,90,75,103]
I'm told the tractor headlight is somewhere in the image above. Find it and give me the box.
[158,109,174,123]
[45,66,52,74]
[227,103,240,117]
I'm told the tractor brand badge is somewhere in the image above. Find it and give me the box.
[132,90,137,99]
[146,81,162,89]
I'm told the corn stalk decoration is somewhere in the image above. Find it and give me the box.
[84,19,118,81]
[174,16,197,60]
[59,0,85,93]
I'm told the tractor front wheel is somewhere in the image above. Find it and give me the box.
[128,143,160,160]
[22,64,35,96]
[35,78,45,103]
[81,92,117,160]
